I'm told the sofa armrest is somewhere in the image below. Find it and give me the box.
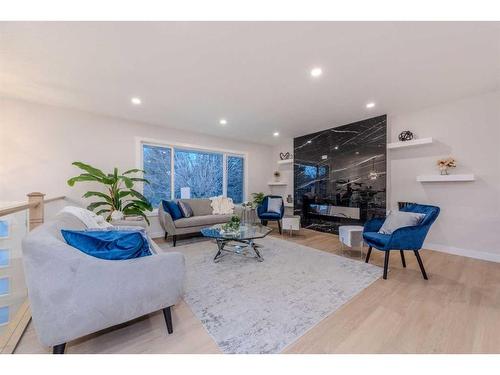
[158,204,177,234]
[363,217,385,233]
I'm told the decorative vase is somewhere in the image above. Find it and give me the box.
[439,167,449,175]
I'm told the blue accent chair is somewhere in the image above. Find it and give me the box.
[363,203,440,280]
[257,195,285,234]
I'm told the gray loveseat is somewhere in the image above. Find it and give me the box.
[22,212,186,354]
[159,198,240,246]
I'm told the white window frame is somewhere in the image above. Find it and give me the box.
[136,137,248,209]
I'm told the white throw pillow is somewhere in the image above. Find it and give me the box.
[59,206,113,229]
[378,210,425,235]
[210,196,235,215]
[267,197,282,214]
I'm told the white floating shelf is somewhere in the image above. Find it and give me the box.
[268,182,287,186]
[417,174,475,182]
[284,203,294,208]
[388,137,433,149]
[277,159,294,165]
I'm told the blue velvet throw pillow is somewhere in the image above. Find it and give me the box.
[61,230,152,260]
[162,200,183,220]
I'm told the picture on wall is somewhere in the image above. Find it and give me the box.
[293,115,387,234]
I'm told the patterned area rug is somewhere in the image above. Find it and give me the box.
[160,236,381,353]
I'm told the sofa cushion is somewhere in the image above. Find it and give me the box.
[178,201,194,218]
[174,214,232,228]
[162,200,183,220]
[378,210,425,235]
[179,199,213,216]
[267,197,282,214]
[61,229,152,260]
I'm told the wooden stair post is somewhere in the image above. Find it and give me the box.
[27,192,45,231]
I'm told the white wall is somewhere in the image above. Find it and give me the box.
[0,98,274,236]
[389,90,500,261]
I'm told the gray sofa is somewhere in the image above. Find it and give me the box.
[159,198,240,246]
[21,212,186,354]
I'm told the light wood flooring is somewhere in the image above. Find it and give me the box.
[14,225,500,353]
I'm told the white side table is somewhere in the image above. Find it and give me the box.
[338,225,364,259]
[282,216,301,236]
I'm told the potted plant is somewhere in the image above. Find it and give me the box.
[251,192,265,208]
[67,162,153,223]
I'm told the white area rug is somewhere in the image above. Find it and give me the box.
[161,236,382,353]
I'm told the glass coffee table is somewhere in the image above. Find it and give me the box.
[201,223,272,262]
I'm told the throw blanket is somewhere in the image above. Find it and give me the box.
[59,206,113,229]
[210,196,235,215]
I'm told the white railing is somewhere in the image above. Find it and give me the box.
[0,193,65,353]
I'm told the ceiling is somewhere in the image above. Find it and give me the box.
[1,22,499,144]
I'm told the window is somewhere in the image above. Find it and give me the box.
[0,278,9,297]
[227,156,244,204]
[141,142,246,206]
[0,249,8,268]
[0,306,8,326]
[174,149,223,199]
[143,145,172,208]
[0,220,8,238]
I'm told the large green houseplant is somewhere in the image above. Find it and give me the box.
[67,162,153,224]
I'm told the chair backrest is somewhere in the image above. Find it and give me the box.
[400,203,440,227]
[258,195,284,216]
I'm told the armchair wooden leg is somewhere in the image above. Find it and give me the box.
[365,246,372,263]
[277,220,282,235]
[172,235,177,247]
[261,220,268,226]
[53,343,66,354]
[383,251,390,279]
[400,250,406,268]
[414,250,428,280]
[162,306,173,334]
[164,231,168,241]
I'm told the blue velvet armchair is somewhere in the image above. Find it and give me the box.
[257,195,285,234]
[363,203,440,280]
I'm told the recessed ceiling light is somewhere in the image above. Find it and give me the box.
[131,97,142,105]
[334,146,339,150]
[307,140,312,144]
[273,132,280,137]
[310,67,323,78]
[366,102,375,109]
[219,119,227,125]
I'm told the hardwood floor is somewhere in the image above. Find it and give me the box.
[14,225,500,353]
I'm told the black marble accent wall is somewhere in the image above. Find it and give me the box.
[294,115,387,234]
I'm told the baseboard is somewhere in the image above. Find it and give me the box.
[424,242,500,263]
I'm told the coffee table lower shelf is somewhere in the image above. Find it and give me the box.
[213,238,264,262]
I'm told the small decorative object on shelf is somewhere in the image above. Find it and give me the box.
[279,152,292,160]
[437,157,456,175]
[273,170,281,181]
[398,130,414,142]
[286,194,293,204]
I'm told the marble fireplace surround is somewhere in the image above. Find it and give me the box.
[293,115,387,234]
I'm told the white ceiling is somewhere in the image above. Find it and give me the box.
[1,22,499,144]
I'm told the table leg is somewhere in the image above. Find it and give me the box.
[250,240,264,262]
[214,239,226,262]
